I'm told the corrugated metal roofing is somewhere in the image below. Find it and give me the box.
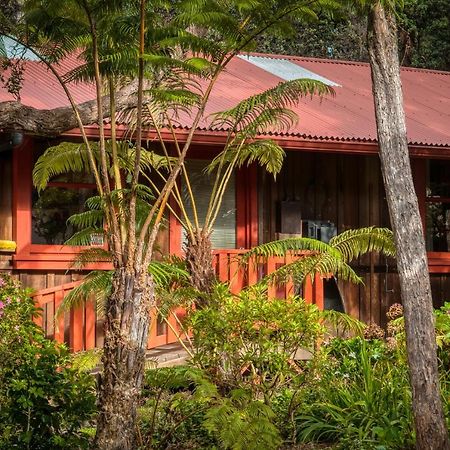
[0,51,449,148]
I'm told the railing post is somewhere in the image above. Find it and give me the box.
[54,290,65,344]
[85,298,96,350]
[313,274,324,310]
[70,307,84,352]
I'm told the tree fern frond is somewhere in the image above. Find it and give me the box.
[56,270,112,318]
[32,141,97,191]
[263,253,361,287]
[329,226,396,261]
[67,209,104,230]
[65,227,106,246]
[209,139,285,176]
[320,308,366,336]
[210,79,333,132]
[71,247,112,269]
[241,237,339,266]
[148,260,190,288]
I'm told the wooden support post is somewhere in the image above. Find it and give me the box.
[70,306,84,352]
[304,276,313,304]
[313,274,324,310]
[85,299,96,350]
[54,290,65,344]
[267,258,277,298]
[218,252,229,283]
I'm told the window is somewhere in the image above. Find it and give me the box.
[426,160,450,252]
[31,150,97,245]
[182,159,236,249]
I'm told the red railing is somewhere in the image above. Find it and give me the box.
[32,250,324,351]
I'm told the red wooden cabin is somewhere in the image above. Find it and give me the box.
[1,49,449,351]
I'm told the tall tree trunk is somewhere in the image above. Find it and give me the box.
[95,267,154,450]
[367,4,449,449]
[185,230,216,305]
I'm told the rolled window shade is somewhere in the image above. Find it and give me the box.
[182,159,236,249]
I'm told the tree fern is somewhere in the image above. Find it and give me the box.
[241,227,395,290]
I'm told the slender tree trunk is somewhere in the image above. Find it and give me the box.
[95,267,154,450]
[367,4,449,449]
[185,230,216,304]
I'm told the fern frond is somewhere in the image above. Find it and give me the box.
[211,79,333,132]
[241,237,339,266]
[71,247,112,269]
[64,227,106,246]
[32,142,97,191]
[320,309,366,336]
[56,270,113,318]
[329,227,396,261]
[208,139,285,177]
[263,253,361,286]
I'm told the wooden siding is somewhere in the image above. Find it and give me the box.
[259,151,442,325]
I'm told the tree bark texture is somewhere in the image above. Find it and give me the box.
[185,230,216,305]
[94,267,154,450]
[367,4,449,449]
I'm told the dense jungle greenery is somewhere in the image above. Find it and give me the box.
[1,272,450,449]
[1,0,448,71]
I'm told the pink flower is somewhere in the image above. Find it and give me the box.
[0,278,5,287]
[0,301,4,310]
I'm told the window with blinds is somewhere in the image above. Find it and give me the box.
[182,159,236,249]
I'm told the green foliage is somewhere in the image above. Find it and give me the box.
[204,389,282,450]
[0,273,96,449]
[189,284,323,399]
[139,366,218,449]
[140,365,282,450]
[296,337,414,449]
[242,226,395,286]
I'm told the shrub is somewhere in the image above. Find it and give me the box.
[0,273,96,449]
[139,365,282,450]
[296,337,414,449]
[188,284,323,400]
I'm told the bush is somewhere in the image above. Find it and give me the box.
[189,284,323,401]
[296,337,414,449]
[0,273,96,449]
[139,365,282,450]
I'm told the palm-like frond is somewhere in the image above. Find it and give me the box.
[240,237,340,265]
[32,142,97,192]
[320,309,366,336]
[57,270,113,317]
[71,247,112,269]
[241,227,395,291]
[210,79,334,132]
[65,227,106,246]
[264,253,361,286]
[329,226,396,261]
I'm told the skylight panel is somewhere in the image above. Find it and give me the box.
[238,54,340,87]
[1,36,40,61]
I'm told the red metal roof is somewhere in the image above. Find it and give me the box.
[1,52,449,148]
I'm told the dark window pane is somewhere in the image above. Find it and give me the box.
[426,202,450,252]
[32,187,96,245]
[427,160,450,198]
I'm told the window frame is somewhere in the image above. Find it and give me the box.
[12,137,111,270]
[412,158,450,273]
